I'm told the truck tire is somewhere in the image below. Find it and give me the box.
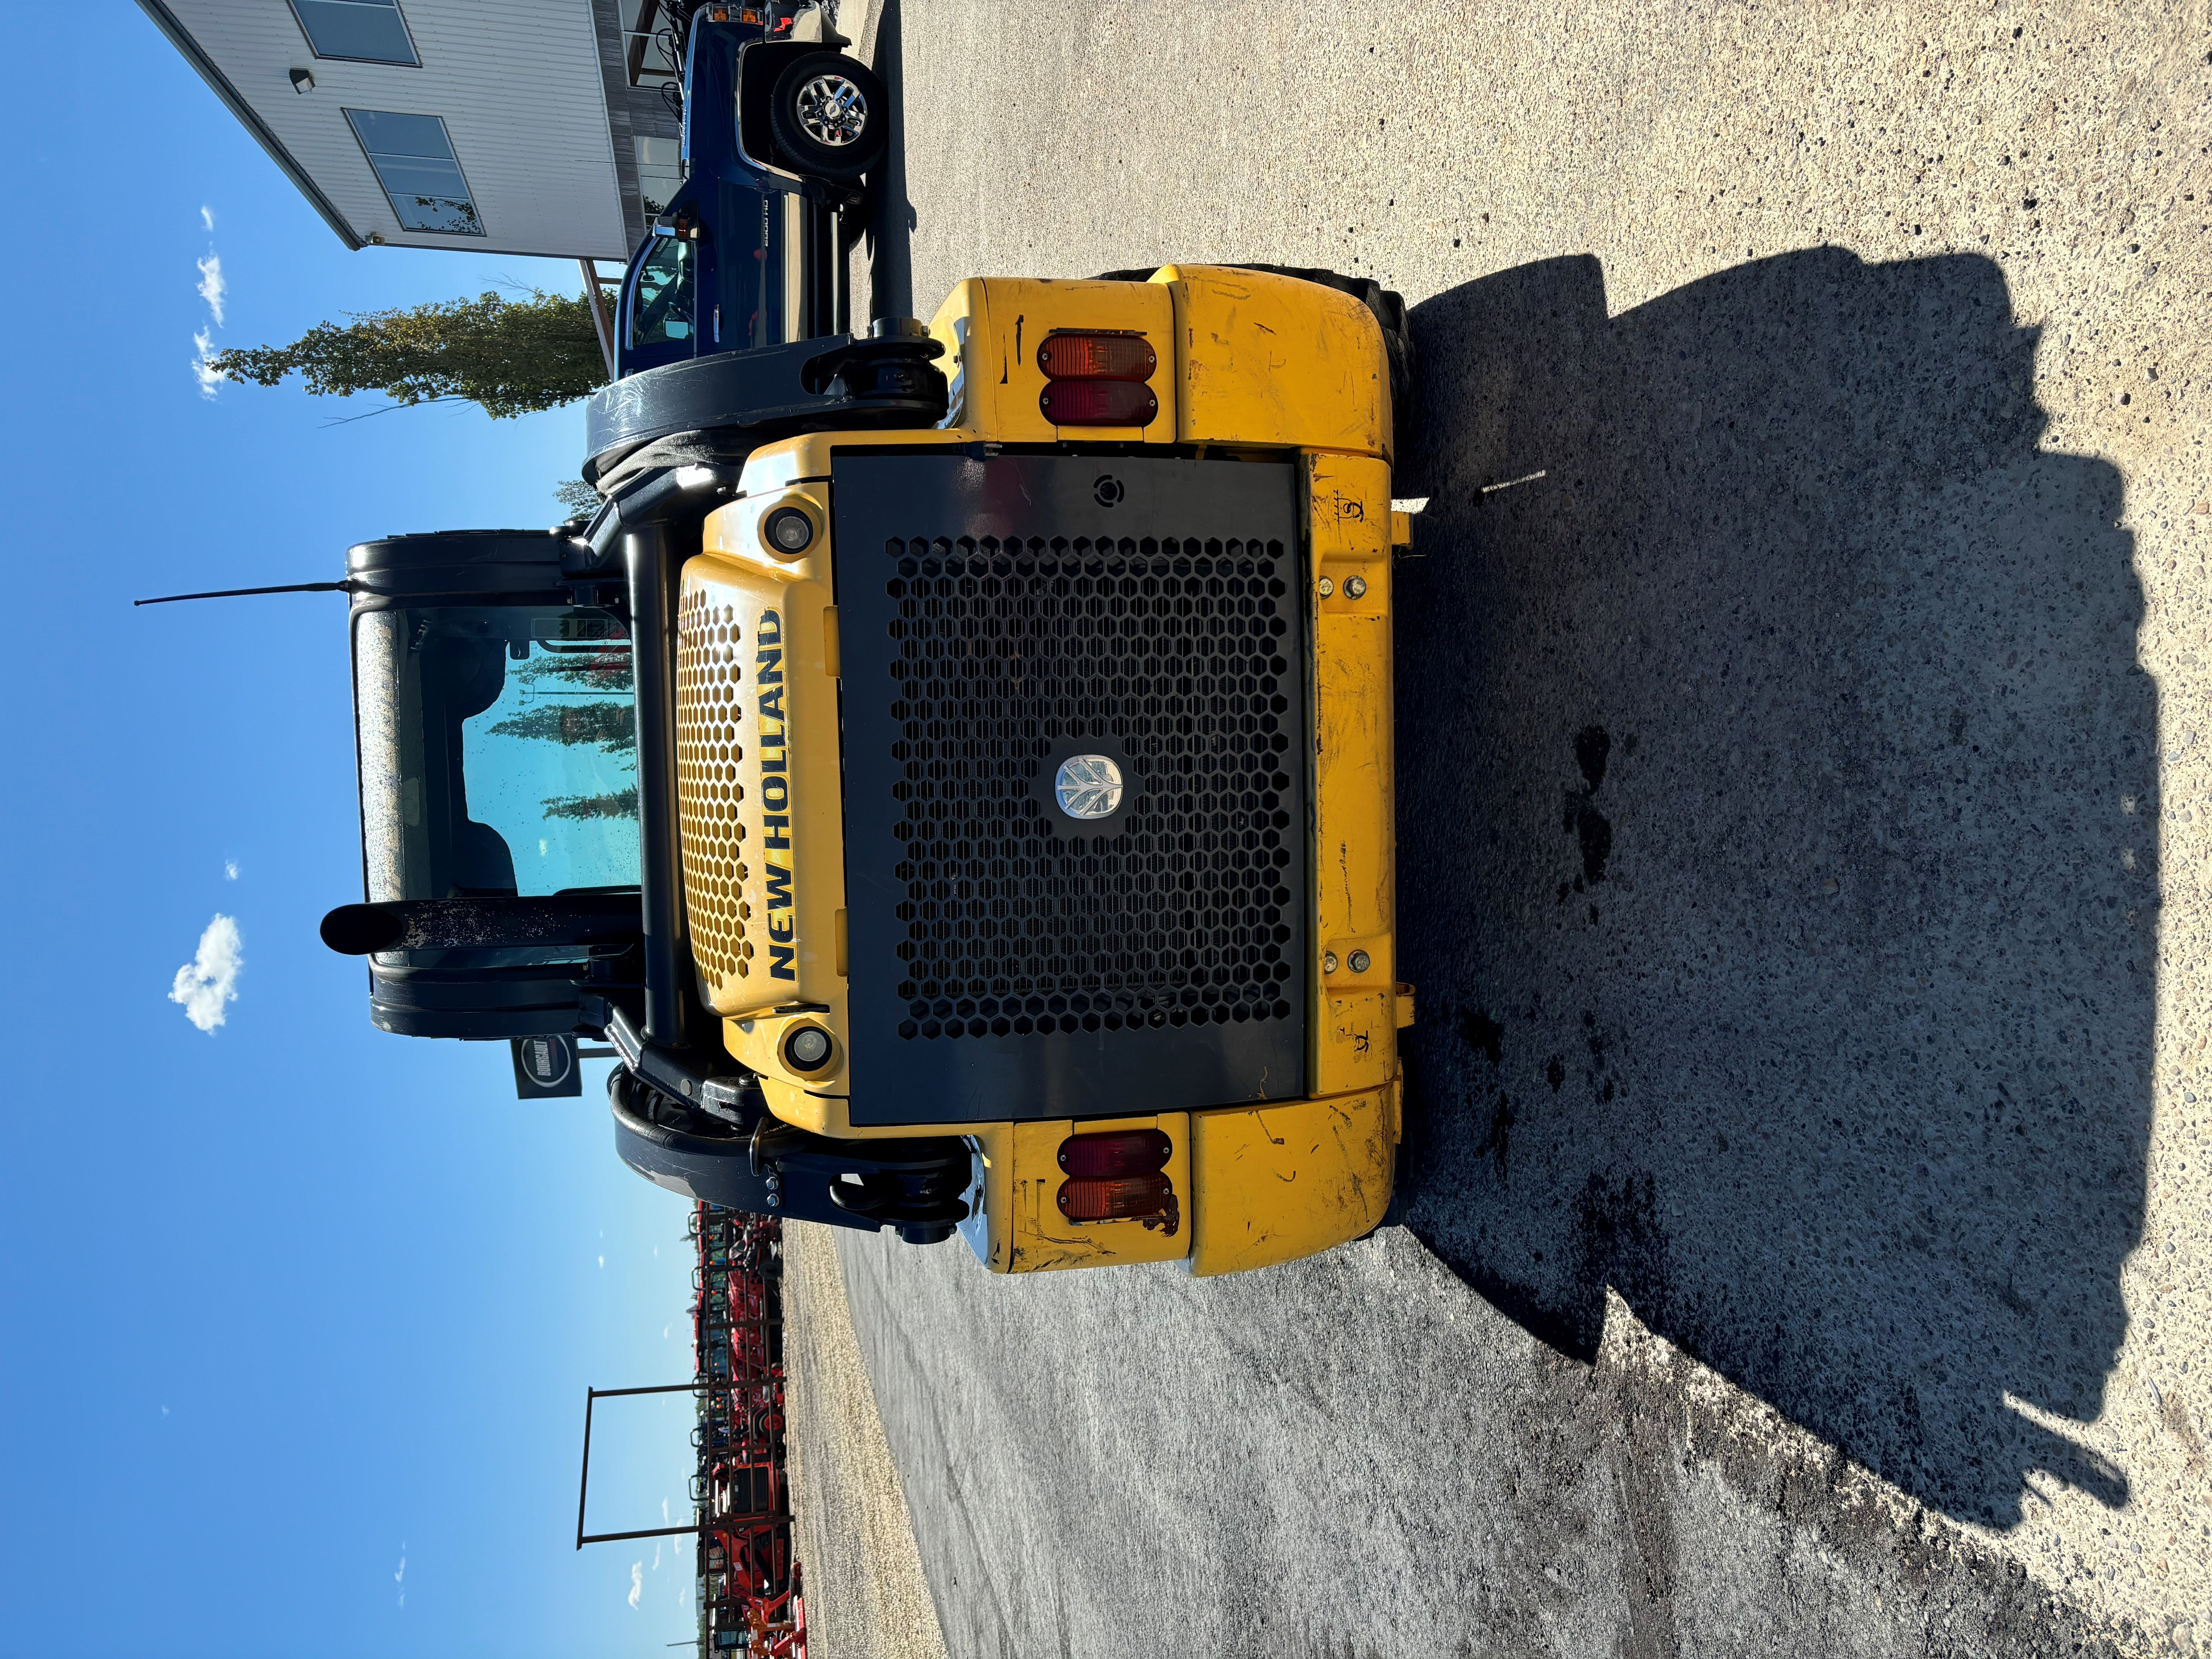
[1094,263,1416,448]
[768,53,888,184]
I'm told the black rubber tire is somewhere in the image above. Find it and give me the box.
[768,52,888,184]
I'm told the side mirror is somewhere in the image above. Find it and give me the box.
[654,203,706,241]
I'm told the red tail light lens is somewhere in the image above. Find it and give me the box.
[1058,1128,1171,1178]
[1058,1172,1174,1221]
[1037,332,1156,381]
[1054,1129,1178,1233]
[1040,379,1159,426]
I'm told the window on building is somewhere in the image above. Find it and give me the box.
[344,110,481,236]
[290,0,419,65]
[634,136,684,219]
[625,0,681,88]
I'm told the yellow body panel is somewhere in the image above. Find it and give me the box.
[1187,1089,1398,1276]
[928,277,1176,444]
[998,1115,1193,1273]
[678,265,1405,1275]
[1307,453,1404,1096]
[1160,265,1392,460]
[680,487,846,1019]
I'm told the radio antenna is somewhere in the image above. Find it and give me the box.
[134,579,363,607]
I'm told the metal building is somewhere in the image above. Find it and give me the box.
[137,0,694,260]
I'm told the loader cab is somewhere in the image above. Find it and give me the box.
[344,531,641,1040]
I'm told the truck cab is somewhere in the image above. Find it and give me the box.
[615,2,882,376]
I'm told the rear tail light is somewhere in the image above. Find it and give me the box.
[1040,379,1159,426]
[1058,1128,1171,1178]
[1058,1173,1174,1221]
[1037,331,1156,380]
[1055,1128,1178,1233]
[1037,330,1159,428]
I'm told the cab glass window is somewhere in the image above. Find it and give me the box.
[630,235,696,347]
[355,606,639,903]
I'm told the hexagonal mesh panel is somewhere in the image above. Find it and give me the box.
[836,452,1307,1125]
[675,586,755,994]
[884,536,1297,1041]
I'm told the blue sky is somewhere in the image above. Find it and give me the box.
[0,9,702,1655]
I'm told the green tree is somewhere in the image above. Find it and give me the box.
[516,647,633,696]
[488,701,635,752]
[554,478,603,518]
[210,286,613,419]
[545,788,640,821]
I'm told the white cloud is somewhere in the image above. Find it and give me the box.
[195,254,227,326]
[651,1542,662,1572]
[169,914,242,1032]
[200,204,215,232]
[192,330,222,400]
[627,1562,643,1609]
[224,860,239,881]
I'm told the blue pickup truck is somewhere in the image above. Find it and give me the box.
[586,1,947,492]
[615,2,884,378]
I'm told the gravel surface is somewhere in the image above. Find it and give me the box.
[783,1223,950,1659]
[814,1,2212,1652]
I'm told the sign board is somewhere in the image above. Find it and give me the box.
[511,1034,582,1098]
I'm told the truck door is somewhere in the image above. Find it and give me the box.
[621,230,699,375]
[712,179,794,350]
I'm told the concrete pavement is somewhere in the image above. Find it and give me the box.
[817,2,2212,1650]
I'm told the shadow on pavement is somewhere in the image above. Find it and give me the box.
[1392,248,2155,1530]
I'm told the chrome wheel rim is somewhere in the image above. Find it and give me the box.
[795,74,868,147]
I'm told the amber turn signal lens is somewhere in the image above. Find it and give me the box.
[1057,1172,1175,1221]
[1036,332,1156,381]
[1040,380,1159,426]
[1058,1128,1172,1179]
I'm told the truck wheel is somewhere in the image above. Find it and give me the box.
[768,53,888,184]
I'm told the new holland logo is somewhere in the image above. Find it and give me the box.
[756,608,797,981]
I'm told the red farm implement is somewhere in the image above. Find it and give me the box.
[576,1205,805,1658]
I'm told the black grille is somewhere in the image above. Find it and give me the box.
[835,452,1307,1126]
[886,536,1297,1037]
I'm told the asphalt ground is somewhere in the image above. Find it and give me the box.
[814,2,2212,1652]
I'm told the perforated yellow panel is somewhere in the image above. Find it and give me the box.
[676,586,755,993]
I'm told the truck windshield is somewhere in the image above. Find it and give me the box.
[354,605,640,903]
